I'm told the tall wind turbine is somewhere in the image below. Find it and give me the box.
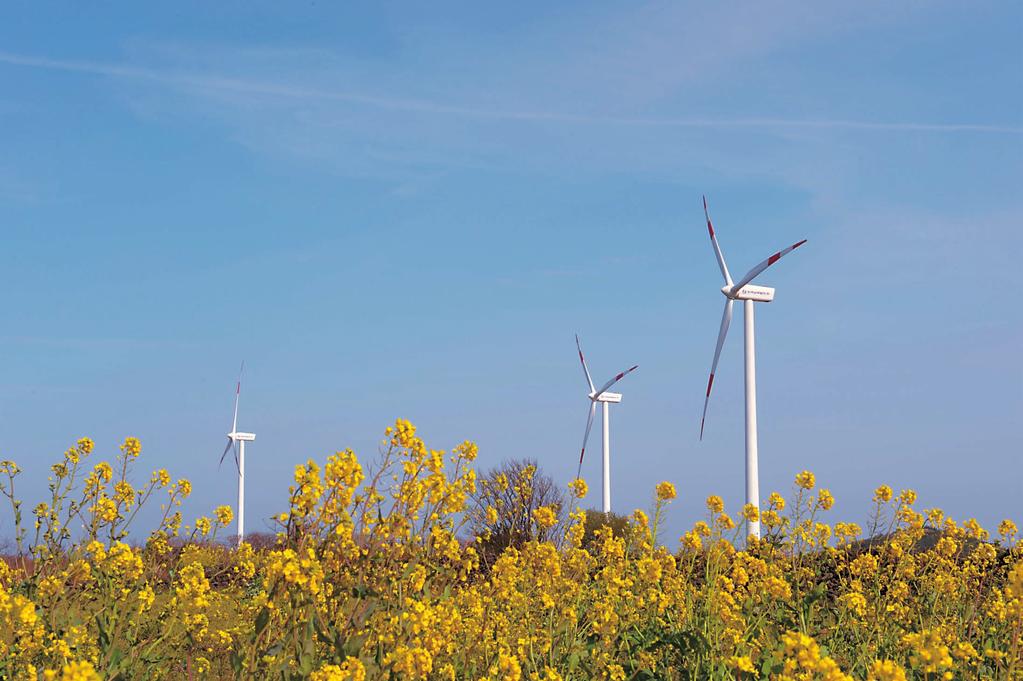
[699,196,806,539]
[575,335,638,514]
[220,363,255,546]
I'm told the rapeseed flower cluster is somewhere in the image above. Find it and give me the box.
[0,423,1018,679]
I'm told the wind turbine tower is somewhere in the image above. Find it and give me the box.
[220,365,256,546]
[575,335,638,514]
[698,197,807,540]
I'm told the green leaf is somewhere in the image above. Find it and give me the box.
[351,585,378,599]
[96,613,111,651]
[803,584,827,607]
[254,607,270,636]
[231,650,244,677]
[761,652,782,675]
[340,633,367,659]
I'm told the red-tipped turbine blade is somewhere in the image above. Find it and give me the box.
[594,364,639,398]
[700,299,733,440]
[576,400,597,480]
[704,196,733,287]
[730,238,807,294]
[575,334,595,393]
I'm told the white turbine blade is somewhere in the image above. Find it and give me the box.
[575,334,595,393]
[576,401,597,479]
[230,361,244,433]
[218,436,234,468]
[231,382,240,433]
[700,299,733,440]
[594,364,639,397]
[704,196,733,287]
[218,440,240,474]
[729,238,807,294]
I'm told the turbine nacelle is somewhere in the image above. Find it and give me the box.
[228,431,256,442]
[589,391,622,403]
[722,284,776,303]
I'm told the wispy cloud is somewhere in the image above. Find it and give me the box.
[2,51,1018,134]
[0,335,200,351]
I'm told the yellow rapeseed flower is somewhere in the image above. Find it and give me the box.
[310,658,366,681]
[717,512,736,531]
[898,489,917,506]
[454,440,479,462]
[120,436,142,459]
[727,655,756,674]
[42,660,100,681]
[215,505,234,526]
[177,479,192,498]
[795,470,815,490]
[681,530,702,551]
[95,461,113,483]
[531,506,557,530]
[867,660,907,681]
[903,629,952,675]
[569,477,588,499]
[998,519,1017,539]
[762,509,783,528]
[114,480,135,506]
[94,498,118,523]
[497,652,521,681]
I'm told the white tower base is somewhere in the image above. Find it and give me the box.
[744,299,761,540]
[237,439,245,546]
[602,400,611,514]
[229,431,255,547]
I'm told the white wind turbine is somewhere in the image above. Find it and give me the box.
[574,335,638,514]
[219,363,255,546]
[699,196,807,539]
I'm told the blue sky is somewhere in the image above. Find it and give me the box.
[1,2,1020,543]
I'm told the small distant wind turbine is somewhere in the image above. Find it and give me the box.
[699,196,806,539]
[220,363,255,546]
[575,335,638,514]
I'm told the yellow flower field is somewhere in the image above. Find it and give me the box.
[1,421,1020,680]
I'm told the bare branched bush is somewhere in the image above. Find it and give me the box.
[467,458,565,567]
